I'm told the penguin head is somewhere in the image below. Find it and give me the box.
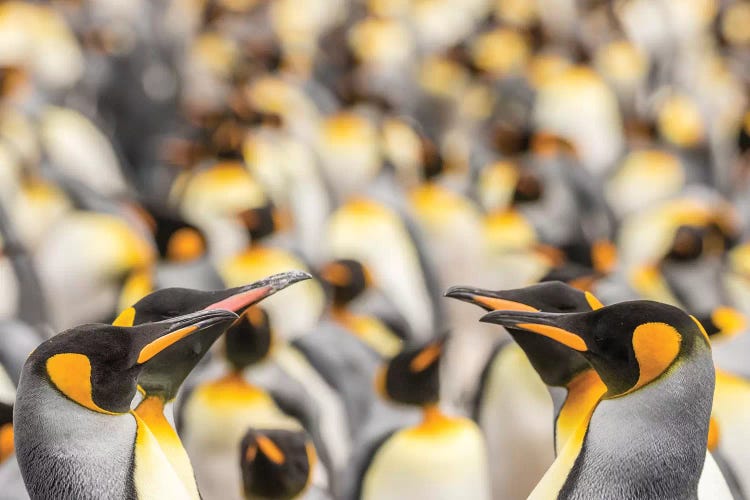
[112,271,310,398]
[25,309,238,414]
[239,201,288,243]
[320,259,372,306]
[151,210,208,263]
[446,281,602,386]
[481,300,710,397]
[224,306,273,371]
[376,337,446,406]
[240,428,316,500]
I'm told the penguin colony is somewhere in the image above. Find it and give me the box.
[1,0,750,499]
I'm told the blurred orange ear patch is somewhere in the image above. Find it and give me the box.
[256,435,285,464]
[410,342,442,372]
[630,322,681,392]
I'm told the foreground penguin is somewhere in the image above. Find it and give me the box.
[112,271,312,496]
[14,308,238,499]
[448,283,739,499]
[349,338,491,500]
[481,300,722,499]
[446,283,605,445]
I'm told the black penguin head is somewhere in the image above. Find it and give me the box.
[446,281,602,386]
[224,307,273,371]
[240,428,315,500]
[25,309,238,414]
[150,210,208,262]
[377,337,446,406]
[664,225,705,262]
[481,300,709,397]
[239,202,287,243]
[420,136,445,181]
[113,271,310,399]
[320,259,371,306]
[511,168,544,204]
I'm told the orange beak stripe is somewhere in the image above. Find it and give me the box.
[137,325,198,364]
[474,297,537,312]
[516,323,588,352]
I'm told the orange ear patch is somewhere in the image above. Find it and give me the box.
[46,354,117,415]
[630,322,682,392]
[256,435,285,464]
[516,323,588,351]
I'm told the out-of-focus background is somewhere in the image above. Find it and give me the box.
[1,0,750,498]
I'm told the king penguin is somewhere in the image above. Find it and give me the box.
[481,300,728,499]
[320,258,405,358]
[112,271,312,496]
[445,281,606,499]
[348,337,491,500]
[14,308,238,499]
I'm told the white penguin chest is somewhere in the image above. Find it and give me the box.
[362,418,491,500]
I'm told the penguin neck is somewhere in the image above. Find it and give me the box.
[566,354,714,497]
[134,395,200,497]
[553,368,607,456]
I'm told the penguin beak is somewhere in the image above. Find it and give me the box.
[480,310,588,352]
[444,286,537,312]
[136,309,239,365]
[205,270,312,314]
[134,309,238,397]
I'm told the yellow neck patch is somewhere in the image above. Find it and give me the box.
[555,369,606,454]
[134,396,198,494]
[689,315,711,344]
[517,323,588,352]
[584,292,604,311]
[112,307,136,327]
[628,322,682,393]
[46,353,117,414]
